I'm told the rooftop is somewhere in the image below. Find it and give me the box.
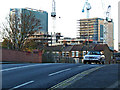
[44,44,110,52]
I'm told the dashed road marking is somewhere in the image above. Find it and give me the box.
[78,64,100,68]
[78,65,87,68]
[1,64,53,72]
[10,80,34,90]
[48,68,71,76]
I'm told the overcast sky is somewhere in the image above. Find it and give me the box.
[0,0,119,50]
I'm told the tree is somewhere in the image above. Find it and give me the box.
[2,9,42,50]
[2,38,12,49]
[23,39,37,52]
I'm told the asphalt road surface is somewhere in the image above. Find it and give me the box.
[1,63,119,89]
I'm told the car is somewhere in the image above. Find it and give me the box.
[114,53,120,63]
[83,51,105,64]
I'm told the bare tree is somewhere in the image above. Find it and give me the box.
[2,10,42,50]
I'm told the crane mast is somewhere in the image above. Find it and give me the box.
[82,0,91,18]
[106,5,112,22]
[51,0,56,45]
[51,0,56,17]
[103,5,112,44]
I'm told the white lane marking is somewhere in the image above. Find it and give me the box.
[49,68,71,76]
[78,65,88,68]
[1,64,52,72]
[10,81,34,90]
[78,64,100,68]
[89,64,100,67]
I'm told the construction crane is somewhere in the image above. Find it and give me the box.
[51,0,56,17]
[82,0,91,18]
[106,5,112,22]
[51,0,56,45]
[81,0,92,45]
[103,5,112,43]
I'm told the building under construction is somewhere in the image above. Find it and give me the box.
[104,20,114,50]
[77,17,114,50]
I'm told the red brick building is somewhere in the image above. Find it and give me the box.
[44,44,114,64]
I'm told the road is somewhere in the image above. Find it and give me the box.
[1,63,119,89]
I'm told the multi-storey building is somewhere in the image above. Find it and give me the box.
[104,21,114,50]
[10,8,48,34]
[27,32,63,46]
[27,32,52,46]
[10,8,49,47]
[52,37,93,46]
[77,17,114,50]
[77,18,104,42]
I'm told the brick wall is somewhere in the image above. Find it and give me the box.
[1,48,42,63]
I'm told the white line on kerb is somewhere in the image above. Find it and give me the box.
[1,64,42,72]
[49,68,71,76]
[107,81,120,88]
[10,81,34,90]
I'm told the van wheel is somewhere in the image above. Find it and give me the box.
[98,61,101,64]
[102,61,104,64]
[95,61,97,64]
[88,61,91,64]
[84,61,87,64]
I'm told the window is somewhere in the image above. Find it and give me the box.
[83,51,86,56]
[87,51,101,55]
[72,51,74,57]
[62,52,65,57]
[56,52,59,54]
[66,52,69,57]
[52,52,55,54]
[76,51,79,57]
[100,25,103,40]
[46,51,49,54]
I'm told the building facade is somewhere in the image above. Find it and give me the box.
[104,21,114,50]
[78,18,104,42]
[10,8,48,34]
[44,44,114,64]
[53,37,93,46]
[27,31,52,47]
[77,17,114,50]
